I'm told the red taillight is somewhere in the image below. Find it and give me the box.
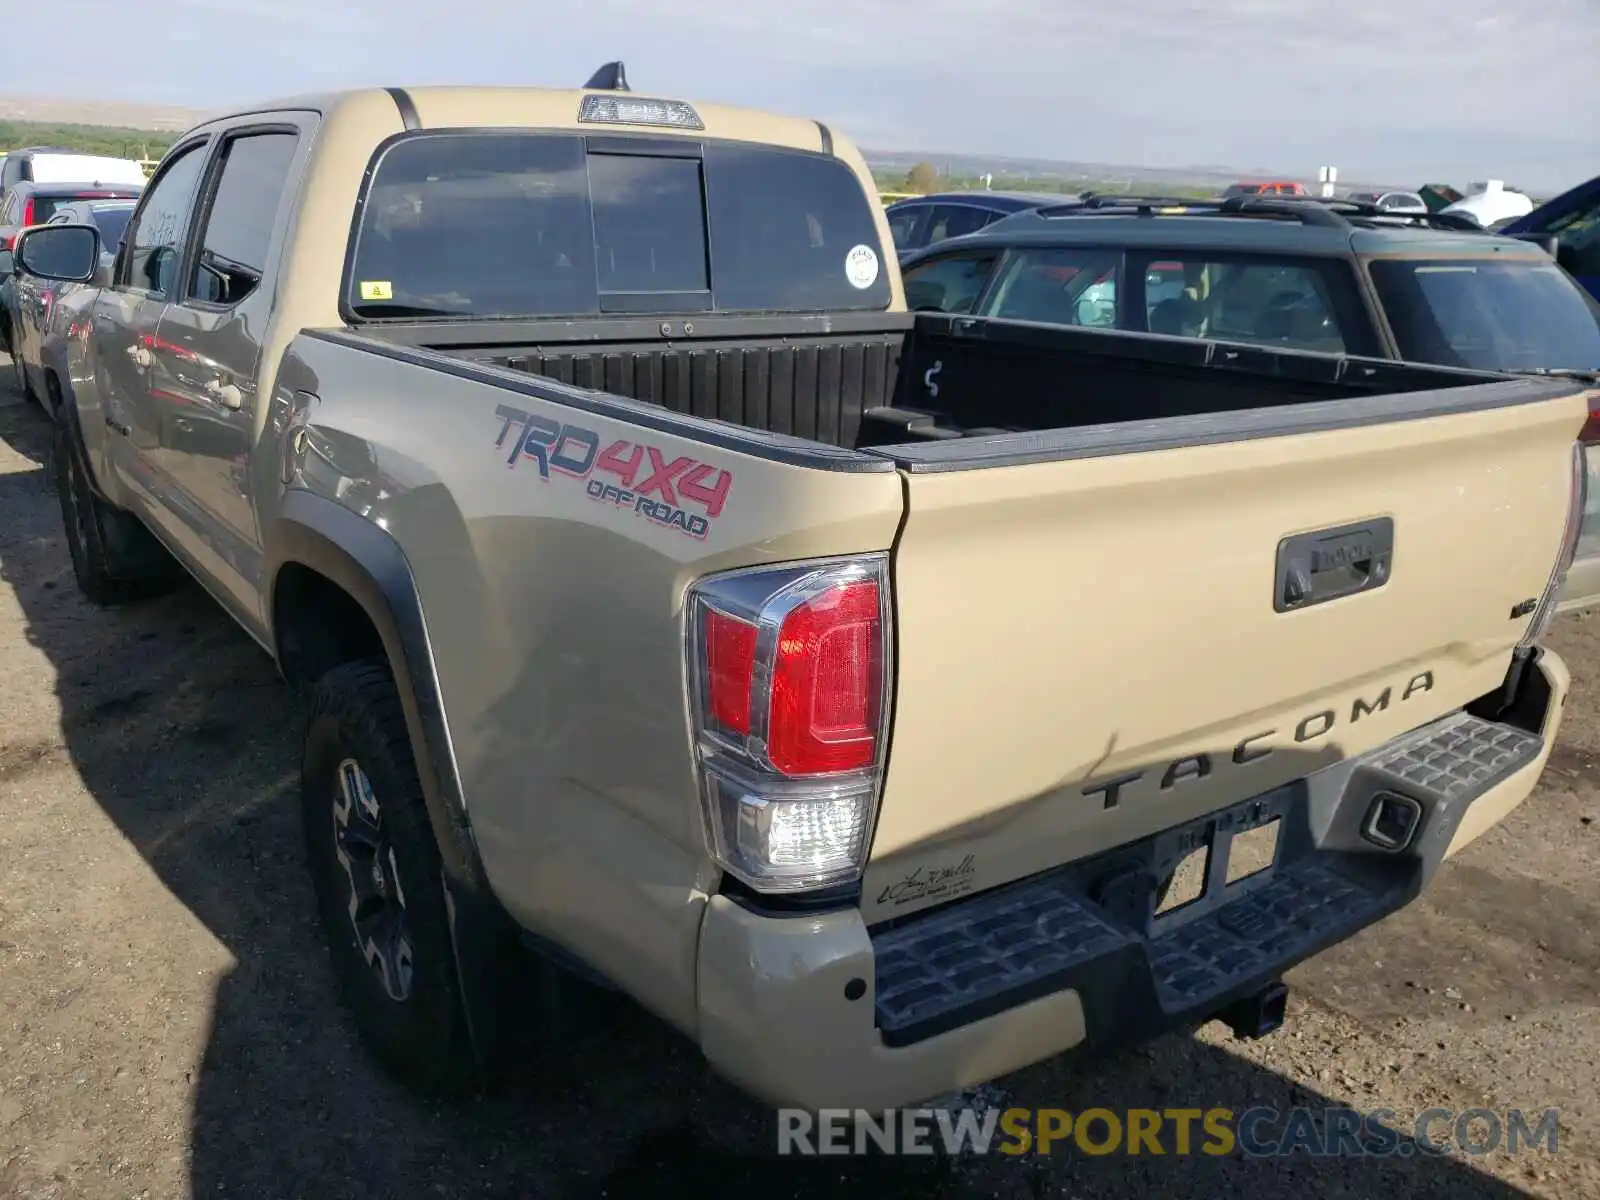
[705,609,757,735]
[687,556,891,893]
[20,199,34,227]
[768,580,881,774]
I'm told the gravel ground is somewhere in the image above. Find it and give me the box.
[1,355,1598,1199]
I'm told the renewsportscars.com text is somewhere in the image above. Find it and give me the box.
[777,1106,1562,1158]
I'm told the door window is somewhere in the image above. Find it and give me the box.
[188,131,299,307]
[1137,256,1348,353]
[120,142,208,299]
[902,252,999,313]
[887,205,927,251]
[983,247,1120,327]
[924,205,997,246]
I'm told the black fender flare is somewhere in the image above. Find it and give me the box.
[263,490,488,900]
[264,491,526,1074]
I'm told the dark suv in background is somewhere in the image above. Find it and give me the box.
[884,190,1072,260]
[898,192,1600,608]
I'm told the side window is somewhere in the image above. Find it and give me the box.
[1138,256,1347,354]
[887,205,926,252]
[923,205,995,247]
[187,131,299,307]
[120,142,208,299]
[984,247,1120,327]
[902,253,998,313]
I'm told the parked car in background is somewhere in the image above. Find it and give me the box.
[1222,180,1308,198]
[885,190,1071,259]
[0,147,148,200]
[0,182,143,388]
[1440,180,1534,229]
[1503,171,1600,301]
[898,193,1600,610]
[0,180,145,253]
[1346,190,1428,214]
[2,198,135,408]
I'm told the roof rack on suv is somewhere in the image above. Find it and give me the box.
[1037,194,1223,216]
[1031,192,1497,235]
[1306,197,1485,232]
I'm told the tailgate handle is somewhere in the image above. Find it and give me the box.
[1274,518,1393,612]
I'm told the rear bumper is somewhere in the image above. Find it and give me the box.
[694,649,1569,1111]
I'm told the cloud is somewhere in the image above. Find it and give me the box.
[15,0,1600,191]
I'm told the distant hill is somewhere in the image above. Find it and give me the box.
[863,147,1408,197]
[0,93,210,131]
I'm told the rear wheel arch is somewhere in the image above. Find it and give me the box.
[265,493,486,898]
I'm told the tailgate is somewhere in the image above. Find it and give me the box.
[861,379,1585,922]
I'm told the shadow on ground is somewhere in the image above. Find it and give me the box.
[0,402,1541,1199]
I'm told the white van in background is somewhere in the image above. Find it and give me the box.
[0,148,148,201]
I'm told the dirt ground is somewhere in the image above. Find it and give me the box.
[1,356,1598,1200]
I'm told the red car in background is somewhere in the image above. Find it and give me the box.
[1222,180,1309,198]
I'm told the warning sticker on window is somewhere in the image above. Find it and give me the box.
[359,280,393,301]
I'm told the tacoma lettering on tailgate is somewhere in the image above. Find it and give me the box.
[1081,670,1436,810]
[493,404,733,540]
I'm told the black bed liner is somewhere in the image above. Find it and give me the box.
[350,310,1550,456]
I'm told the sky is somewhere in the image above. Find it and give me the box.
[12,0,1600,193]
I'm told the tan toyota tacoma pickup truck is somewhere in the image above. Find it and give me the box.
[10,65,1590,1112]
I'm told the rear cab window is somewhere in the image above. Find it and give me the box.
[344,132,892,320]
[1368,256,1600,372]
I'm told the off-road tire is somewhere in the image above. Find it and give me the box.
[53,423,179,605]
[302,659,479,1096]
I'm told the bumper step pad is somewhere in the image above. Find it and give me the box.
[873,711,1542,1047]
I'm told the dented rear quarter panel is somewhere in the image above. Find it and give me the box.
[269,334,905,1033]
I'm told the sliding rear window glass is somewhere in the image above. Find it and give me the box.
[345,132,891,320]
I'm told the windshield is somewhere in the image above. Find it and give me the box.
[1368,257,1600,372]
[345,132,892,320]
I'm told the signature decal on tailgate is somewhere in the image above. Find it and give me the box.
[493,404,733,540]
[876,854,978,908]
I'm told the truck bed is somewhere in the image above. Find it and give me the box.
[363,311,1489,452]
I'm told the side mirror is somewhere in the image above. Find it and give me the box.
[14,224,101,283]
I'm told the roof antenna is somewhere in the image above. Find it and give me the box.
[583,62,630,91]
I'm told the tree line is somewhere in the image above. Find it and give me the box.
[0,121,175,160]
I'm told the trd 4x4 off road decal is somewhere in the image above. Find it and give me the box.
[493,404,733,540]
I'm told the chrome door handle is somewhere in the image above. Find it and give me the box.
[204,379,243,410]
